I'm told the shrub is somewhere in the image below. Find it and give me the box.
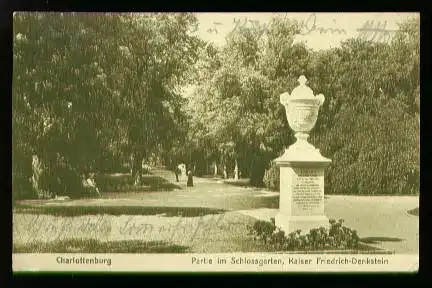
[12,150,38,201]
[247,218,360,251]
[95,174,180,192]
[263,163,279,191]
[12,172,38,201]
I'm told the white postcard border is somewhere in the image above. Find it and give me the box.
[12,253,419,272]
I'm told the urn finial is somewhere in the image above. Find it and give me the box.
[298,75,307,86]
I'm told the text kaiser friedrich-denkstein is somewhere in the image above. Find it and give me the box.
[284,256,389,265]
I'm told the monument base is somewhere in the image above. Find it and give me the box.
[275,214,329,235]
[273,145,331,236]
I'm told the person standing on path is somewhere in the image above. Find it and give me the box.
[174,166,180,182]
[187,170,194,187]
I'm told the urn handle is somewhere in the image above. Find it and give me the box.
[316,93,325,107]
[280,92,290,107]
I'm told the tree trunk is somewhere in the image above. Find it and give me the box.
[31,155,42,197]
[31,154,53,199]
[249,152,265,187]
[223,164,227,179]
[129,153,134,175]
[130,151,143,186]
[234,159,239,180]
[214,161,218,176]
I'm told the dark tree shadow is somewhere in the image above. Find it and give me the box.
[223,179,251,187]
[13,204,227,218]
[407,207,419,216]
[360,237,403,244]
[354,243,394,254]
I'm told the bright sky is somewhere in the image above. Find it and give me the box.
[193,12,419,51]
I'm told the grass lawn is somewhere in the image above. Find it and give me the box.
[13,238,386,254]
[13,208,389,254]
[13,239,190,253]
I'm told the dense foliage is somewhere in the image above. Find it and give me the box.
[12,12,200,199]
[187,16,420,195]
[12,13,420,199]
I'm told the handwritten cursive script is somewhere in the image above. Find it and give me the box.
[207,13,400,45]
[356,20,399,43]
[13,214,111,242]
[118,214,245,242]
[298,13,347,36]
[221,14,347,37]
[13,213,248,244]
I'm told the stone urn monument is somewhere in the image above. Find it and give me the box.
[274,75,331,234]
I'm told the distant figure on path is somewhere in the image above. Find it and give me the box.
[178,163,187,181]
[82,172,101,197]
[187,170,194,187]
[174,166,180,182]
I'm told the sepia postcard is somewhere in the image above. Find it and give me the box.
[12,12,419,273]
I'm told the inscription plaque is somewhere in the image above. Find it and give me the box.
[291,168,323,215]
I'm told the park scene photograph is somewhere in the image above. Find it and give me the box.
[12,12,419,258]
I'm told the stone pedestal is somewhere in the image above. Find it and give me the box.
[274,155,331,234]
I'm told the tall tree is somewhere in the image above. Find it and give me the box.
[13,12,123,198]
[105,13,201,184]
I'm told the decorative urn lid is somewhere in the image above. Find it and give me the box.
[290,75,315,99]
